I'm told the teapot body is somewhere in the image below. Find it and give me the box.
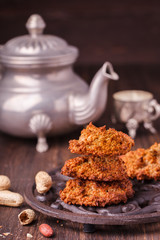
[0,65,88,137]
[0,14,119,152]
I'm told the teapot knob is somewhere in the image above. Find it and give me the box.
[26,14,46,37]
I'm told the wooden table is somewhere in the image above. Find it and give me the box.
[0,65,160,239]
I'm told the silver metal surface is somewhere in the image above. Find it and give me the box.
[69,62,119,125]
[112,90,160,138]
[0,14,78,67]
[0,14,119,152]
[29,113,52,152]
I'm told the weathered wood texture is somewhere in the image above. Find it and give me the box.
[0,0,160,65]
[0,65,160,239]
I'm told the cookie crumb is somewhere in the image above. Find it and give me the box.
[27,233,33,238]
[3,233,10,236]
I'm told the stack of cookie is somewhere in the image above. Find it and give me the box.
[60,122,135,207]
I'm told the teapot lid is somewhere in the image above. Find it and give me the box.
[0,14,79,67]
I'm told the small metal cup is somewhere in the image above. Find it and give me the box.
[112,90,160,138]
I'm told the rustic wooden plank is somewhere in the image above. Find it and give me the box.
[0,0,160,65]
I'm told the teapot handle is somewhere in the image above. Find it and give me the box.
[147,99,160,121]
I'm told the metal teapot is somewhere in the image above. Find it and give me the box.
[0,14,119,152]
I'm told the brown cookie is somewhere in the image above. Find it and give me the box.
[60,178,134,207]
[61,155,128,181]
[69,122,134,156]
[120,142,160,180]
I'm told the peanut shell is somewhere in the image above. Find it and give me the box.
[18,209,36,225]
[0,175,11,190]
[35,171,52,194]
[0,190,24,207]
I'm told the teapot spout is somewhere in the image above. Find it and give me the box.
[69,62,119,125]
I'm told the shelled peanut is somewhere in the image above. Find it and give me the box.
[39,224,54,238]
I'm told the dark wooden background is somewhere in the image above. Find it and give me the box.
[0,1,160,239]
[0,0,160,66]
